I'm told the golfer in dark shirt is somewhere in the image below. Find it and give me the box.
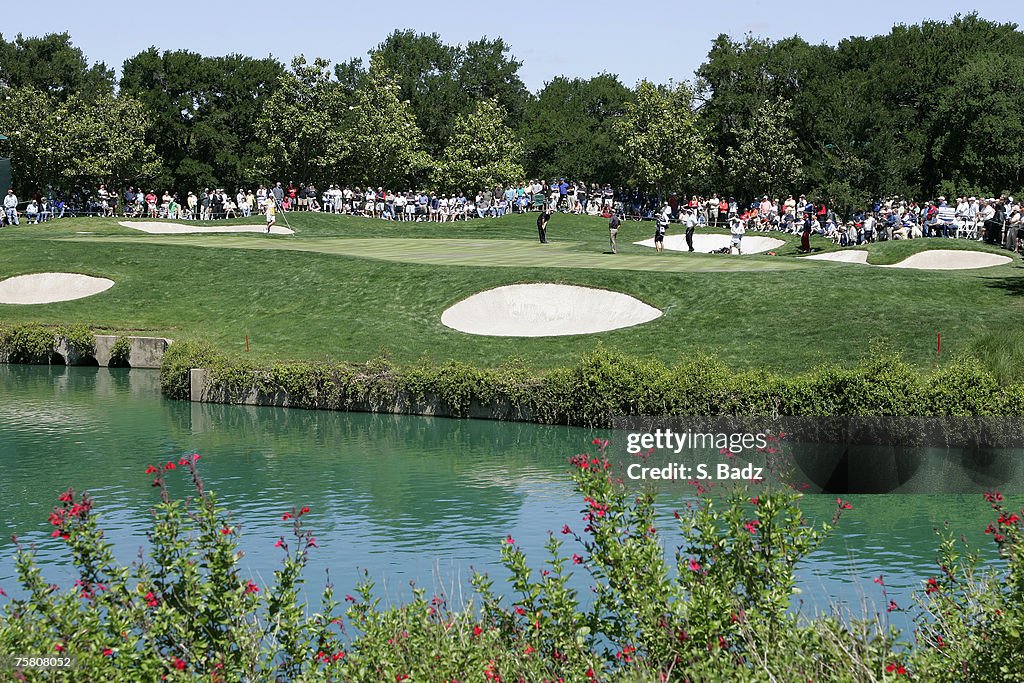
[608,213,621,253]
[537,209,551,243]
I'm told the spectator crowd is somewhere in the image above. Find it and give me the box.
[3,179,1021,255]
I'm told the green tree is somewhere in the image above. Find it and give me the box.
[0,32,113,100]
[254,56,351,187]
[0,88,160,194]
[520,74,633,183]
[932,52,1024,195]
[614,80,710,195]
[370,31,459,155]
[369,31,529,155]
[53,94,162,192]
[435,98,524,192]
[456,37,529,128]
[0,87,53,193]
[121,49,284,193]
[725,97,802,199]
[343,57,431,188]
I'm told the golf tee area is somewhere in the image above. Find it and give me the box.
[1,211,1022,376]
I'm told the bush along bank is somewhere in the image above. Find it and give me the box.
[165,341,1024,428]
[0,323,95,365]
[3,444,1024,681]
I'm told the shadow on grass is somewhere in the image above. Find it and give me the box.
[981,266,1024,296]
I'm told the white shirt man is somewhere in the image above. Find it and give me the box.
[3,190,19,225]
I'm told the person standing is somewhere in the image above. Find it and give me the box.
[264,196,277,233]
[654,210,668,253]
[683,208,698,252]
[729,214,745,255]
[537,208,551,243]
[608,212,621,253]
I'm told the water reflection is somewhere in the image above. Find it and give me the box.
[0,365,1011,630]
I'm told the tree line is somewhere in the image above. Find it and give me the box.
[0,14,1021,210]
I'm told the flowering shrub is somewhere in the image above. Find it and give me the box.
[1,445,1023,680]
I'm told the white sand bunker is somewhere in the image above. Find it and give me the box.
[119,221,293,235]
[0,272,114,304]
[634,234,784,254]
[804,250,869,263]
[442,284,662,337]
[884,249,1012,270]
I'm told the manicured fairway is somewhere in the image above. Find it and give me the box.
[1,212,1022,373]
[74,235,809,273]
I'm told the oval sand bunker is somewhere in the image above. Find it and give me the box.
[442,284,662,337]
[0,272,114,304]
[634,234,784,254]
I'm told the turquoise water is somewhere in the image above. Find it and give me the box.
[0,365,1008,633]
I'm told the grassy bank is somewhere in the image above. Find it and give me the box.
[1,212,1022,373]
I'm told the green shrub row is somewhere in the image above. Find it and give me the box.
[0,323,95,364]
[162,342,1024,426]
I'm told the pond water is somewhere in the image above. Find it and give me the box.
[0,365,1010,635]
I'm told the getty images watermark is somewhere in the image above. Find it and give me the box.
[625,427,769,482]
[606,416,1024,494]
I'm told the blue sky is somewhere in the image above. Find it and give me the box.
[7,1,1019,90]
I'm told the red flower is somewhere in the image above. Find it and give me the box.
[396,675,409,682]
[887,600,900,612]
[172,658,186,670]
[524,645,534,655]
[54,643,64,652]
[561,525,571,535]
[473,625,483,637]
[191,453,201,462]
[282,512,293,521]
[514,606,526,616]
[300,506,310,515]
[164,461,176,471]
[345,594,356,603]
[750,496,759,506]
[984,491,1003,503]
[332,651,345,661]
[688,559,700,572]
[744,520,760,534]
[504,535,515,545]
[245,581,259,594]
[220,527,231,535]
[58,489,74,502]
[274,539,285,548]
[144,465,158,474]
[925,577,939,594]
[836,498,852,510]
[178,457,189,466]
[145,591,159,607]
[572,554,583,565]
[592,438,602,445]
[102,649,113,656]
[873,574,884,585]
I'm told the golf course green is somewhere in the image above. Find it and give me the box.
[1,212,1022,373]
